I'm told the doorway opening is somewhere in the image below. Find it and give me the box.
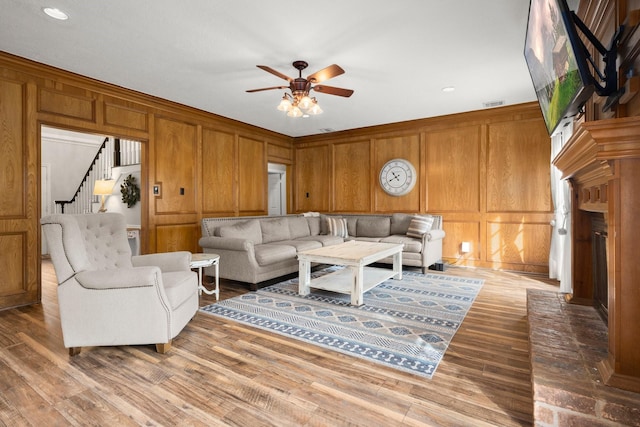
[40,125,142,254]
[268,163,287,216]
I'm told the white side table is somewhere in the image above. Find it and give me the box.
[190,253,220,300]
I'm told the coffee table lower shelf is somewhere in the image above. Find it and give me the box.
[307,266,396,296]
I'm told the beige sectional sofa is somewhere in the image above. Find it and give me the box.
[199,213,445,289]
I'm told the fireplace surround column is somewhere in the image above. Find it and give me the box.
[553,116,640,393]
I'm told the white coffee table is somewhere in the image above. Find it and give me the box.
[190,253,220,300]
[297,241,403,306]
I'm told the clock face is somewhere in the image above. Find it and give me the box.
[379,159,417,196]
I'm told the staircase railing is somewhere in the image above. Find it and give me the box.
[54,137,110,214]
[54,138,141,214]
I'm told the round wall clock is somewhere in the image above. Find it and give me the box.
[379,158,417,196]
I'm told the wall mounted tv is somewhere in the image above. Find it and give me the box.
[524,0,592,135]
[524,0,622,136]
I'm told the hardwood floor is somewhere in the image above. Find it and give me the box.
[0,261,558,426]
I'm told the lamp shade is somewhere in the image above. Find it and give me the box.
[298,95,313,110]
[93,179,115,196]
[287,106,303,117]
[308,101,323,115]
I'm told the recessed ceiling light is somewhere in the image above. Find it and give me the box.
[43,7,69,20]
[442,86,455,93]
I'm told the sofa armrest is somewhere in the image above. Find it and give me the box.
[426,229,445,241]
[75,267,161,290]
[198,236,254,252]
[132,251,191,272]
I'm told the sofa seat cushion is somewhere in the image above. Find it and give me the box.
[279,239,322,251]
[162,271,197,310]
[254,244,297,266]
[297,235,344,247]
[380,235,423,253]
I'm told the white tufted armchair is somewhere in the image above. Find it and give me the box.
[41,213,199,356]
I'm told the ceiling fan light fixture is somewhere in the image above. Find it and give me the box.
[249,61,353,118]
[298,95,313,110]
[287,105,304,118]
[307,99,323,115]
[277,94,292,111]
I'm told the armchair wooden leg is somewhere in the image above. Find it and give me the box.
[156,341,172,354]
[68,347,81,356]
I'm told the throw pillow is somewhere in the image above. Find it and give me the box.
[327,217,349,238]
[406,215,434,239]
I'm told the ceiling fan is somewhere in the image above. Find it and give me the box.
[246,60,354,117]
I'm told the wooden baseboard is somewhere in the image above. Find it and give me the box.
[598,358,640,394]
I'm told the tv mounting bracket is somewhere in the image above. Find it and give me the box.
[571,12,625,109]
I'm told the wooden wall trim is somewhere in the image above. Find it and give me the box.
[0,51,293,142]
[295,102,543,144]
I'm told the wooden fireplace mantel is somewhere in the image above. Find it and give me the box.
[554,116,640,181]
[553,116,640,393]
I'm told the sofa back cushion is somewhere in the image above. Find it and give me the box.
[219,219,263,244]
[306,217,321,236]
[261,217,292,243]
[390,213,413,235]
[356,216,391,238]
[346,217,358,237]
[288,216,311,239]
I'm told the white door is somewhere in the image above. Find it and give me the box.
[268,172,282,215]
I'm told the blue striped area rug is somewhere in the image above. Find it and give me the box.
[200,267,483,379]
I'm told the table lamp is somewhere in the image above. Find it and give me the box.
[93,179,115,213]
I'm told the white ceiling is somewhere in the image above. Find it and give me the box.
[1,0,540,137]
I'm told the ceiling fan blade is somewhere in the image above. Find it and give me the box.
[246,86,289,93]
[307,64,345,83]
[256,65,293,82]
[312,85,354,97]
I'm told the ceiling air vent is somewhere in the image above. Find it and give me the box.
[483,100,505,108]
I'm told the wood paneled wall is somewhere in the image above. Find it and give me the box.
[0,50,552,310]
[295,104,553,273]
[0,52,293,310]
[0,77,40,310]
